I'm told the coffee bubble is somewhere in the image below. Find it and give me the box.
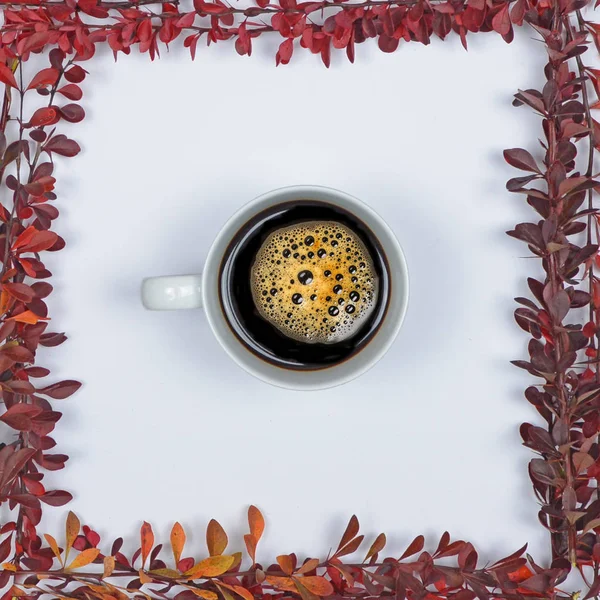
[250,221,378,344]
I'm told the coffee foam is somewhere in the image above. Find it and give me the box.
[250,221,378,344]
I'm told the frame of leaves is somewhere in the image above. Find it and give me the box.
[0,0,596,598]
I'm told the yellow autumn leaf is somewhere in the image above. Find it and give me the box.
[184,555,236,579]
[1,563,16,572]
[103,556,115,578]
[65,512,80,562]
[217,586,235,600]
[44,534,63,565]
[189,589,218,600]
[170,522,186,565]
[139,569,152,584]
[149,568,181,578]
[68,548,100,570]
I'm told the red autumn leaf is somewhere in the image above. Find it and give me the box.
[277,39,294,65]
[400,534,425,559]
[40,490,73,506]
[365,532,386,560]
[57,84,83,101]
[492,4,511,35]
[64,65,87,84]
[176,11,196,27]
[12,226,38,251]
[194,1,228,13]
[44,134,81,157]
[27,68,59,90]
[1,404,42,431]
[337,515,359,551]
[0,63,18,89]
[584,321,596,338]
[23,474,46,495]
[3,282,35,303]
[22,230,58,253]
[37,380,81,399]
[1,343,34,362]
[39,332,67,347]
[58,104,85,124]
[378,35,399,52]
[25,366,50,377]
[503,148,540,173]
[9,493,40,509]
[0,536,11,564]
[28,107,57,128]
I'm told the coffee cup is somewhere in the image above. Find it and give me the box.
[141,185,409,390]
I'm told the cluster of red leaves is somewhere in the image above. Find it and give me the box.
[0,0,585,66]
[504,0,600,588]
[0,44,83,582]
[0,510,572,600]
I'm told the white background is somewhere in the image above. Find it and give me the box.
[28,25,554,565]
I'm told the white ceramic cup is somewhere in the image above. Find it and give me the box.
[141,185,409,390]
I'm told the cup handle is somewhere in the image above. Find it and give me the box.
[141,274,203,310]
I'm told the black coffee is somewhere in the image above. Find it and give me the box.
[219,201,390,371]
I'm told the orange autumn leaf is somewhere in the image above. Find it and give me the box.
[296,576,335,597]
[206,519,228,556]
[248,505,264,542]
[68,548,100,569]
[294,582,320,600]
[8,310,49,324]
[244,534,257,563]
[65,511,80,562]
[140,522,154,568]
[217,582,254,600]
[44,533,63,565]
[170,522,186,565]
[184,554,236,579]
[276,554,294,575]
[265,576,297,592]
[296,558,320,575]
[1,563,16,571]
[7,585,27,597]
[0,291,12,315]
[189,590,218,600]
[103,556,115,578]
[509,565,534,583]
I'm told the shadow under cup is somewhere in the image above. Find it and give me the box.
[202,186,409,391]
